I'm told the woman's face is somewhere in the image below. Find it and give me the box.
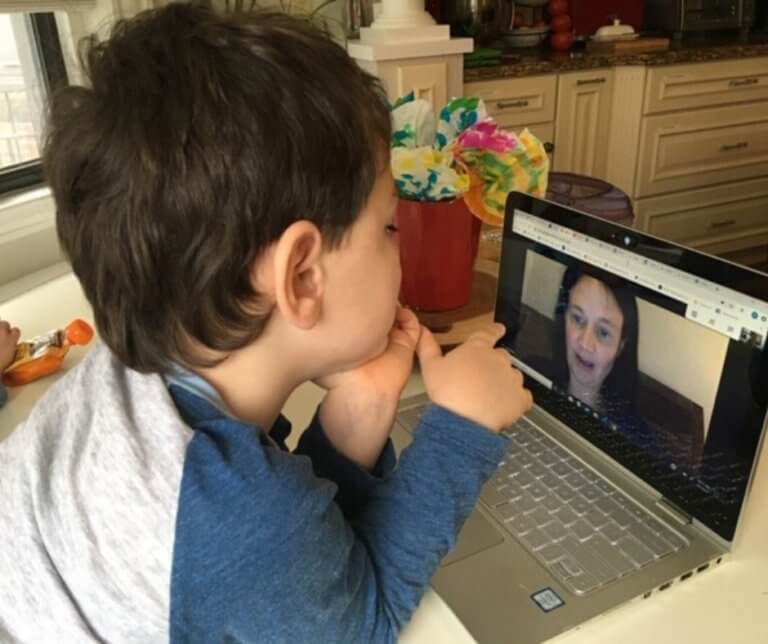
[564,275,625,396]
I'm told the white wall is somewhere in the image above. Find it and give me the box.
[636,299,726,433]
[521,251,565,319]
[520,250,727,433]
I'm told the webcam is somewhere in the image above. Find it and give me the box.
[610,232,638,248]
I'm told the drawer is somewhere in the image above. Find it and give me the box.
[636,101,768,198]
[635,177,768,251]
[464,74,557,129]
[644,57,768,115]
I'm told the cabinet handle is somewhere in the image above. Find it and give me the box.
[576,77,607,86]
[710,219,736,229]
[720,142,749,152]
[729,78,759,87]
[496,99,529,109]
[543,142,555,153]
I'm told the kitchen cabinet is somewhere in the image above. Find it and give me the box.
[643,57,768,115]
[613,56,768,267]
[636,101,768,197]
[356,54,464,116]
[634,176,768,266]
[553,68,615,180]
[462,56,768,268]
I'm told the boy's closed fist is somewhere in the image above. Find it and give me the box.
[0,320,20,373]
[417,322,533,433]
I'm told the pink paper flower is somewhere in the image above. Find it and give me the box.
[456,120,519,154]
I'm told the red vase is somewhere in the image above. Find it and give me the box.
[396,197,482,312]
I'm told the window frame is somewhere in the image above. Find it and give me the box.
[0,11,69,196]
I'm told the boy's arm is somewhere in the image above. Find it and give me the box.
[293,409,396,517]
[309,306,419,471]
[169,404,507,644]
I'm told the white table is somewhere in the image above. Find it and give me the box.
[2,273,768,643]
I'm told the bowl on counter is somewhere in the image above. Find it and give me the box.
[502,24,550,47]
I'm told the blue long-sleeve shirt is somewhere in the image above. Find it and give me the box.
[0,343,508,643]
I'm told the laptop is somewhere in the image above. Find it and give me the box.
[392,191,768,644]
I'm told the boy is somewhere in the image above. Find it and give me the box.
[0,4,532,642]
[0,319,20,407]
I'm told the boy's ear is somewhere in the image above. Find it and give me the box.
[267,220,325,330]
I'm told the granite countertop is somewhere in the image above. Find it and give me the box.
[464,33,768,82]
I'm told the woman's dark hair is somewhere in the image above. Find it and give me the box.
[44,3,391,373]
[552,262,640,402]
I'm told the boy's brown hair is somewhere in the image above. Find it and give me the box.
[44,2,391,373]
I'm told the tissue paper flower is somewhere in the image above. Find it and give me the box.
[435,96,488,150]
[390,94,549,225]
[391,147,470,202]
[457,129,550,225]
[455,119,519,154]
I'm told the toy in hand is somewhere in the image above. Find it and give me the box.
[2,319,94,388]
[0,319,21,407]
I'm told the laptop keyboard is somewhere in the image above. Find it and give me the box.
[398,405,690,596]
[483,416,689,595]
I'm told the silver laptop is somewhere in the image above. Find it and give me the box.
[392,192,768,644]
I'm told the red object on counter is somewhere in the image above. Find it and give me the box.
[550,14,572,33]
[568,0,643,40]
[396,198,481,312]
[551,30,574,51]
[547,0,568,17]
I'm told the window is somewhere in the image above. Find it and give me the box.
[0,11,68,195]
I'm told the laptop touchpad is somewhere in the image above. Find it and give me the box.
[441,510,504,567]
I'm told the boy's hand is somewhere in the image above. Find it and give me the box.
[418,322,532,433]
[315,307,421,469]
[0,320,20,373]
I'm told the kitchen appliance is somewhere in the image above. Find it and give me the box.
[644,0,754,39]
[442,0,513,44]
[567,0,644,41]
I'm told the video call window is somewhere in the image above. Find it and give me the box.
[506,249,728,471]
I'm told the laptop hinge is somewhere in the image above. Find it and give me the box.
[657,497,693,525]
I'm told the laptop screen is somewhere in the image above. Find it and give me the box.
[495,192,768,542]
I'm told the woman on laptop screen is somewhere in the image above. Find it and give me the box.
[554,263,639,411]
[544,263,653,447]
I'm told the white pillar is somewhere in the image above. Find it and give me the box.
[347,0,472,113]
[359,0,449,44]
[374,0,436,27]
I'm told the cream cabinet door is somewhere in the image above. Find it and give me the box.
[553,69,615,180]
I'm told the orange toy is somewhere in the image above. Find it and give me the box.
[2,319,94,387]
